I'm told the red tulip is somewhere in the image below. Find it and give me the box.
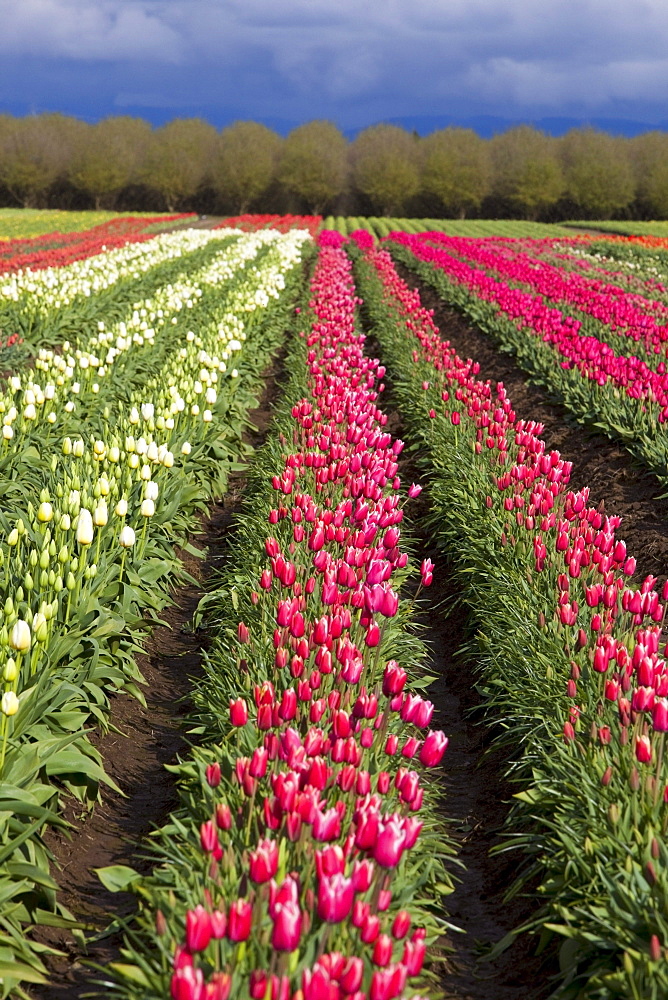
[392,910,411,939]
[215,803,232,830]
[636,734,653,763]
[340,957,363,993]
[205,972,231,1000]
[171,966,204,1000]
[382,662,407,696]
[653,698,668,732]
[185,905,212,953]
[229,698,248,727]
[373,818,406,868]
[249,839,278,883]
[205,762,221,787]
[272,900,302,951]
[227,899,252,941]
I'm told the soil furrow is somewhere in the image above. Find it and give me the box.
[414,570,554,1000]
[368,265,668,998]
[369,334,555,999]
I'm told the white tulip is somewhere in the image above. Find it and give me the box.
[1,692,19,716]
[76,509,94,545]
[37,502,53,523]
[9,620,31,652]
[93,502,108,527]
[119,525,136,548]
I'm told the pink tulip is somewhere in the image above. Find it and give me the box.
[229,698,248,727]
[419,730,448,766]
[317,872,354,922]
[271,900,302,951]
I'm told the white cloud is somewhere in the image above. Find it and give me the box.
[0,0,183,61]
[2,0,668,120]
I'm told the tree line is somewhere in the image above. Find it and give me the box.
[2,113,668,220]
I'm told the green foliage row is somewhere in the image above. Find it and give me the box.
[324,217,578,238]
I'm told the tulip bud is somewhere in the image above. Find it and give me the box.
[9,620,30,652]
[76,509,94,546]
[140,498,155,518]
[119,525,136,549]
[3,659,17,682]
[1,692,19,716]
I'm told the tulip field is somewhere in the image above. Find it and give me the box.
[0,214,664,1000]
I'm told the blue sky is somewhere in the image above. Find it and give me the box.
[1,0,667,135]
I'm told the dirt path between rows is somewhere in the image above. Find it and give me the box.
[370,268,668,998]
[365,330,555,1000]
[28,354,284,1000]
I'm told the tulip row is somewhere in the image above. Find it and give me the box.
[419,231,668,363]
[350,231,668,999]
[105,239,454,1000]
[218,215,323,238]
[0,214,195,275]
[457,234,668,315]
[0,225,238,346]
[0,230,312,995]
[387,232,668,489]
[5,229,295,453]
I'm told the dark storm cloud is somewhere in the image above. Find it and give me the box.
[0,0,667,126]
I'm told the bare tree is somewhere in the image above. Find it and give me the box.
[70,117,151,209]
[559,128,634,218]
[629,131,668,219]
[141,118,218,211]
[0,113,83,207]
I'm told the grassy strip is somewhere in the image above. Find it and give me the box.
[353,238,668,1000]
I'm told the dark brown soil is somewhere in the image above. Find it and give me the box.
[417,570,555,1000]
[28,358,283,1000]
[371,268,668,999]
[377,363,556,1000]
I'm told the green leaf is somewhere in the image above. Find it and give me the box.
[94,865,141,893]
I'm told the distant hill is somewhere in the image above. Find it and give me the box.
[357,115,668,139]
